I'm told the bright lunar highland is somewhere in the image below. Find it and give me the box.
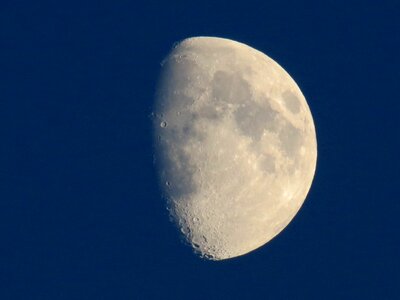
[153,37,317,260]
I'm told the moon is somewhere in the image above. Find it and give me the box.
[153,37,317,260]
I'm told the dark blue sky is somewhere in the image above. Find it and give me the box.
[1,1,399,299]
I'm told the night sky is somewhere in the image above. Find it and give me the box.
[1,1,399,299]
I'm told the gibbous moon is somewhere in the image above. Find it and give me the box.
[153,37,317,260]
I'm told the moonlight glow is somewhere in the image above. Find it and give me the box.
[153,37,317,260]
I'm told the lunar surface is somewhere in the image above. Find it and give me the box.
[153,37,317,260]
